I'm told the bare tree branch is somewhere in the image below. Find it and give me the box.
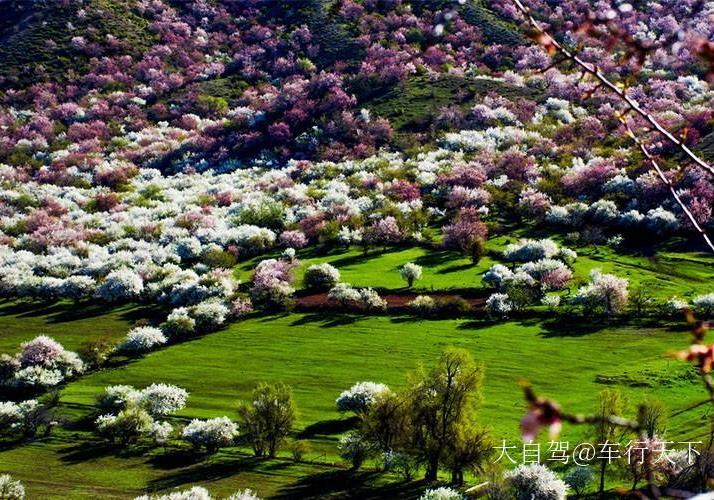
[510,0,714,180]
[510,0,714,253]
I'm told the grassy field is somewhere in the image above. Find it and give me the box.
[1,237,713,498]
[236,237,714,301]
[0,310,710,498]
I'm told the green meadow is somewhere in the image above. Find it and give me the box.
[1,239,713,498]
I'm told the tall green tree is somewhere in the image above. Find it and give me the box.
[592,389,626,495]
[406,348,484,481]
[238,382,297,458]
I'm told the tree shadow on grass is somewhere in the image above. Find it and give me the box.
[146,455,273,492]
[327,247,404,268]
[413,250,458,268]
[58,440,151,464]
[436,263,474,274]
[289,313,361,328]
[297,416,359,439]
[274,469,427,499]
[0,299,165,324]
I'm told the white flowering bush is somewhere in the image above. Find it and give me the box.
[0,399,39,437]
[418,487,463,500]
[399,262,423,287]
[60,275,97,301]
[135,486,212,500]
[189,301,229,331]
[327,284,386,311]
[225,490,261,500]
[693,293,714,317]
[541,294,561,309]
[182,417,238,453]
[664,296,689,317]
[304,263,341,290]
[572,270,629,316]
[505,463,568,500]
[486,293,513,318]
[359,288,388,311]
[150,421,174,446]
[408,295,436,315]
[98,385,141,412]
[338,431,372,469]
[483,264,514,290]
[140,383,189,417]
[162,308,196,337]
[98,383,187,418]
[96,268,144,302]
[503,239,560,262]
[645,206,680,235]
[95,406,155,445]
[0,474,25,500]
[328,283,362,306]
[118,327,167,354]
[336,381,390,414]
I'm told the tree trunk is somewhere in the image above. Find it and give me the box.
[599,459,607,495]
[425,458,439,482]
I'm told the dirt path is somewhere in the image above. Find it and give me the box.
[295,290,488,312]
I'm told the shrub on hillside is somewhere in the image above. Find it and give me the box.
[96,269,144,302]
[572,270,629,316]
[418,487,464,500]
[117,327,167,354]
[505,463,568,500]
[182,417,238,453]
[336,381,390,414]
[0,474,25,500]
[399,262,423,288]
[1,336,84,390]
[304,263,340,290]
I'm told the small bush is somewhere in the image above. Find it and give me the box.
[304,263,340,290]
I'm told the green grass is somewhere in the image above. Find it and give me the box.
[235,237,714,301]
[0,301,152,355]
[236,245,497,291]
[1,312,709,498]
[364,75,540,139]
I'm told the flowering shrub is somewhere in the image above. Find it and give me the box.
[188,301,229,332]
[98,384,187,417]
[336,382,390,414]
[96,269,144,302]
[338,431,372,470]
[693,293,714,317]
[0,400,39,437]
[1,336,84,390]
[418,487,464,500]
[134,487,212,500]
[0,474,25,500]
[503,239,560,262]
[486,293,514,318]
[399,263,423,288]
[118,327,167,354]
[505,463,568,500]
[279,230,308,249]
[162,308,196,338]
[572,270,629,316]
[182,417,238,453]
[251,259,297,311]
[304,264,341,291]
[408,295,437,316]
[95,406,154,445]
[139,383,189,417]
[327,283,387,312]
